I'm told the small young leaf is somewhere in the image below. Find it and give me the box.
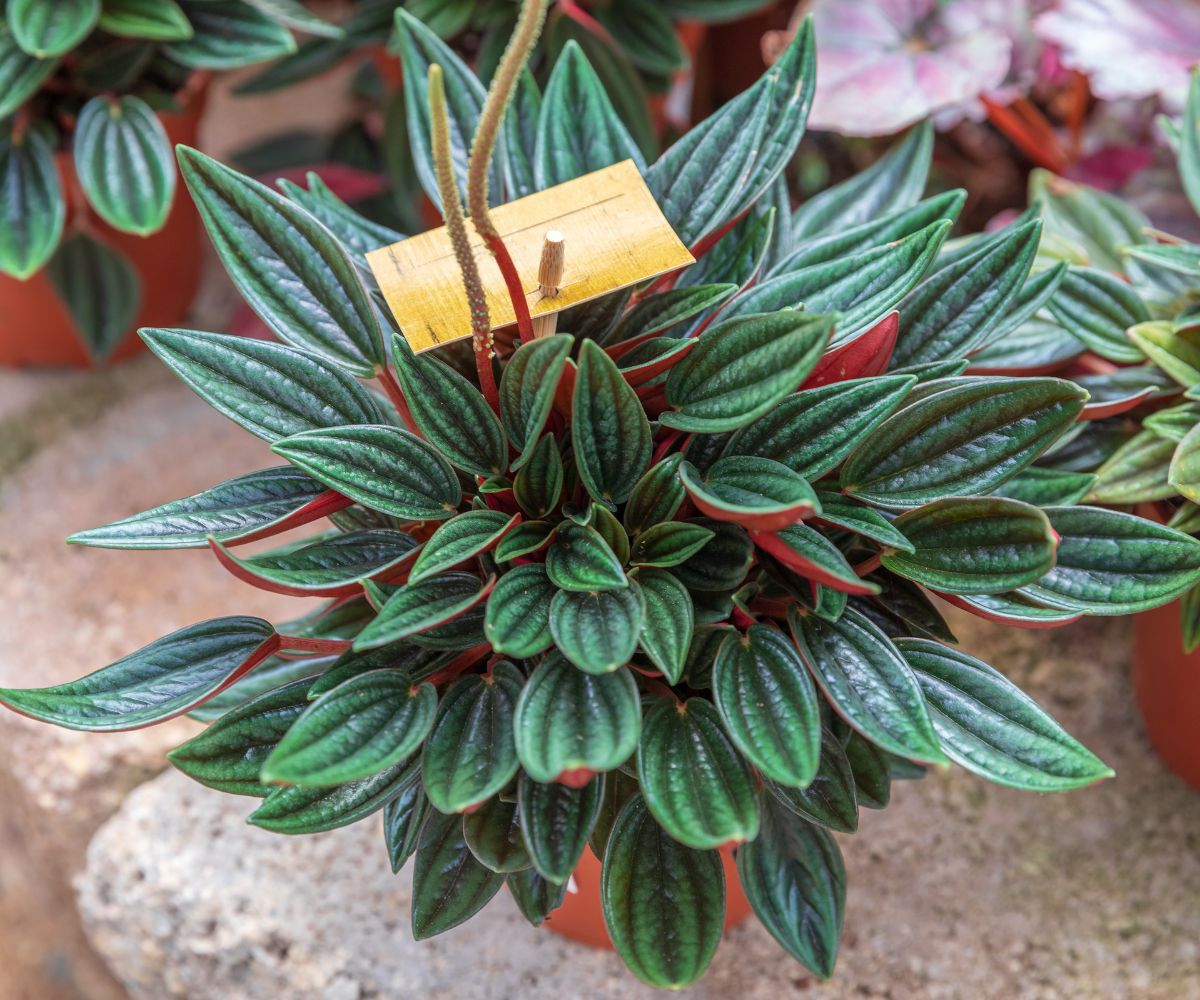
[812,493,914,553]
[897,639,1113,790]
[790,608,946,765]
[636,568,694,683]
[883,498,1057,595]
[0,617,276,732]
[518,772,603,884]
[354,573,490,650]
[421,662,522,814]
[550,587,645,674]
[514,655,640,782]
[513,433,563,518]
[623,454,686,534]
[411,807,505,939]
[638,697,759,849]
[713,625,821,788]
[273,425,460,521]
[261,670,436,787]
[601,794,725,989]
[754,523,878,595]
[630,521,714,568]
[383,778,430,872]
[572,340,652,504]
[663,311,833,432]
[485,565,556,657]
[508,868,568,926]
[409,510,517,583]
[670,519,754,592]
[545,522,627,591]
[500,335,573,469]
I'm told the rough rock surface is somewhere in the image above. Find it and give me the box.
[78,616,1200,1000]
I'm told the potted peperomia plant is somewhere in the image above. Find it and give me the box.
[0,0,342,366]
[5,2,1200,988]
[1006,69,1200,788]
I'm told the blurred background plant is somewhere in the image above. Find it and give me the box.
[0,0,347,364]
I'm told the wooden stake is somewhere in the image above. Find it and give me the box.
[531,230,564,340]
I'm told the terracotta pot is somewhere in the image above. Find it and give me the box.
[0,77,209,368]
[1133,600,1200,790]
[539,846,753,949]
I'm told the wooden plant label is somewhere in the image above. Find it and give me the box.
[366,160,695,353]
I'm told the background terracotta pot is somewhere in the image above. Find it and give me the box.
[539,845,752,949]
[1134,600,1200,790]
[0,79,209,368]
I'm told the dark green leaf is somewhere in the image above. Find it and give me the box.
[168,678,311,797]
[601,794,725,989]
[99,0,195,41]
[623,454,686,534]
[765,727,858,833]
[723,375,916,479]
[883,498,1057,595]
[463,797,531,873]
[273,424,460,520]
[355,573,489,650]
[898,639,1113,790]
[411,807,505,938]
[893,220,1041,366]
[0,23,58,119]
[143,329,386,443]
[680,456,818,531]
[573,340,652,503]
[812,493,914,553]
[500,335,572,469]
[8,0,97,57]
[663,312,833,432]
[513,433,563,518]
[177,146,383,374]
[518,772,603,884]
[792,123,932,238]
[630,521,714,568]
[213,530,417,595]
[1046,266,1149,363]
[279,172,405,257]
[508,868,568,926]
[167,0,297,69]
[713,625,820,787]
[648,19,814,248]
[844,732,891,809]
[1021,506,1200,615]
[841,378,1087,507]
[737,798,845,979]
[514,655,640,782]
[247,757,414,834]
[637,697,759,849]
[535,41,643,186]
[410,510,516,584]
[609,284,736,344]
[993,467,1096,507]
[670,519,753,592]
[391,334,506,476]
[261,670,435,786]
[484,564,555,657]
[755,523,877,595]
[46,232,140,361]
[790,608,946,764]
[383,779,429,872]
[636,568,694,683]
[0,617,276,732]
[420,662,522,813]
[73,95,173,236]
[546,522,626,591]
[550,587,645,674]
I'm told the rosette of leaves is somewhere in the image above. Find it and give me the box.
[988,69,1200,648]
[0,0,344,360]
[5,6,1199,990]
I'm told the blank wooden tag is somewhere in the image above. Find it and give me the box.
[366,160,695,353]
